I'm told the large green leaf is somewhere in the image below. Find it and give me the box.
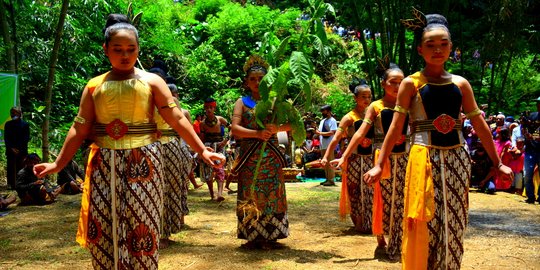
[254,100,272,129]
[274,101,293,125]
[314,20,327,45]
[290,107,306,144]
[259,67,279,101]
[290,51,311,85]
[273,36,291,64]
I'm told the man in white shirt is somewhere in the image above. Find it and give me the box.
[317,105,337,186]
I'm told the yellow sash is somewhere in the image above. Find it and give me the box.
[402,144,435,270]
[76,144,99,247]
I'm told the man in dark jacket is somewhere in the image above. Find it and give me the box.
[5,107,30,190]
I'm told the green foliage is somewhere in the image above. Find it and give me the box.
[181,42,229,102]
[193,0,228,21]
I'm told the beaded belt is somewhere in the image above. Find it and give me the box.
[411,114,461,134]
[94,119,157,140]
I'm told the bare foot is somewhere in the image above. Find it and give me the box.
[216,196,225,202]
[159,238,170,249]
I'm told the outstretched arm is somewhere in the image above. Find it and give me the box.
[34,87,95,178]
[150,74,224,167]
[459,76,513,179]
[321,115,351,166]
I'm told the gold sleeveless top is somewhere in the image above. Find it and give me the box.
[89,74,157,149]
[154,109,177,144]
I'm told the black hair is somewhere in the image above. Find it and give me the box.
[148,67,167,80]
[151,59,169,75]
[499,128,510,141]
[320,104,332,111]
[205,97,216,103]
[165,75,176,85]
[349,78,371,97]
[103,13,139,45]
[422,14,451,40]
[167,83,178,94]
[24,153,41,164]
[379,63,405,82]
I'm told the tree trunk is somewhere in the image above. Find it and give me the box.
[499,49,514,109]
[42,0,69,162]
[0,1,16,73]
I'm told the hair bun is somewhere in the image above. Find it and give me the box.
[426,14,448,27]
[103,14,130,34]
[349,77,368,93]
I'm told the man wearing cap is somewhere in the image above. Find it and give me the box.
[522,97,540,204]
[5,107,30,190]
[200,98,229,201]
[316,105,337,186]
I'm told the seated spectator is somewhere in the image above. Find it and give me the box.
[57,159,84,194]
[279,144,292,168]
[0,194,16,210]
[470,143,496,194]
[16,153,61,205]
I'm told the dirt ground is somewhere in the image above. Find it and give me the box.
[1,181,540,270]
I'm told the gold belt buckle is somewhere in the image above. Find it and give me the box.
[106,119,128,140]
[432,114,456,134]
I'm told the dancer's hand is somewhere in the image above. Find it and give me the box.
[265,124,278,134]
[320,157,328,167]
[329,158,344,169]
[497,164,514,182]
[34,162,60,178]
[201,149,226,168]
[258,129,274,141]
[363,165,382,185]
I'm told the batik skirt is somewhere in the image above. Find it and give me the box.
[383,152,408,260]
[86,142,163,270]
[161,138,192,238]
[236,140,289,242]
[347,153,374,234]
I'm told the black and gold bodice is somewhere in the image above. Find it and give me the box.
[372,99,409,153]
[408,72,464,148]
[347,109,374,155]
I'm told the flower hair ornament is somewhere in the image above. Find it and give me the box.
[243,54,269,74]
[400,7,427,32]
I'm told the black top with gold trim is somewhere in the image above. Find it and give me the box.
[347,110,374,155]
[372,99,409,153]
[408,72,464,148]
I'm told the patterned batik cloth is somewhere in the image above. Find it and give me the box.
[385,153,408,260]
[347,153,374,234]
[86,142,163,270]
[161,138,192,238]
[425,146,470,269]
[236,108,288,242]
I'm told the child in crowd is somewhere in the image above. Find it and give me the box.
[509,138,525,194]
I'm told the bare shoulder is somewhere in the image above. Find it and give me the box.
[139,70,164,87]
[451,74,472,89]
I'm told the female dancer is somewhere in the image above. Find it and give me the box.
[363,13,512,269]
[34,14,224,269]
[321,81,372,233]
[332,65,406,260]
[231,55,291,249]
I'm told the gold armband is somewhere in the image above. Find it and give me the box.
[161,102,177,109]
[74,116,86,124]
[465,108,482,119]
[337,127,344,132]
[394,105,408,114]
[363,118,373,125]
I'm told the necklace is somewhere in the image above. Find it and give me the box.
[204,116,218,128]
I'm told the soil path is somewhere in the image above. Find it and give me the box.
[0,182,539,270]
